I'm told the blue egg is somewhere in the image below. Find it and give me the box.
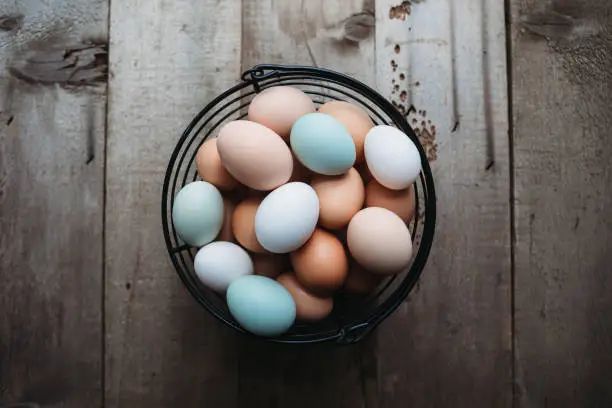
[226,275,296,337]
[290,113,356,175]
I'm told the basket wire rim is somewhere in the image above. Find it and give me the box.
[161,64,437,344]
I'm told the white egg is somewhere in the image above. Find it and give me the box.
[255,182,319,253]
[364,125,422,190]
[194,241,254,292]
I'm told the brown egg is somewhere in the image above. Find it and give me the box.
[232,197,267,253]
[248,86,316,139]
[318,101,373,163]
[277,272,334,321]
[310,168,364,230]
[217,120,293,191]
[252,253,287,279]
[347,207,413,275]
[365,180,416,223]
[344,263,384,295]
[217,197,235,241]
[291,229,348,294]
[195,138,237,190]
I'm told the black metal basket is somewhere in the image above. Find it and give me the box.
[162,64,436,344]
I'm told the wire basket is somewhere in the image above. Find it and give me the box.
[162,64,436,344]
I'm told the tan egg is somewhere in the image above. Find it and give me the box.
[252,253,287,279]
[355,161,374,184]
[195,139,238,190]
[277,272,334,321]
[291,229,348,294]
[217,197,235,241]
[365,180,416,223]
[232,197,267,253]
[217,120,293,191]
[310,167,364,230]
[248,86,316,139]
[318,101,373,163]
[344,262,384,295]
[347,207,413,275]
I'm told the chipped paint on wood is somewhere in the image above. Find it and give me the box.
[376,0,511,406]
[389,1,412,20]
[382,0,439,163]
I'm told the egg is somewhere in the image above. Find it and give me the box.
[344,263,384,295]
[217,120,293,191]
[347,207,413,275]
[291,228,348,294]
[194,241,254,292]
[311,167,365,230]
[248,86,316,138]
[232,197,267,253]
[217,197,235,241]
[318,101,373,163]
[227,275,296,336]
[364,125,422,190]
[252,253,287,279]
[365,180,416,223]
[290,113,356,176]
[195,138,238,190]
[255,182,319,253]
[277,272,334,321]
[172,181,224,247]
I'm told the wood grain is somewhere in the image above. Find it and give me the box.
[243,0,375,86]
[239,1,377,407]
[104,0,242,406]
[7,0,611,405]
[0,0,108,406]
[375,0,512,406]
[512,0,612,406]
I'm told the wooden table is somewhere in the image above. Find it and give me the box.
[1,0,611,407]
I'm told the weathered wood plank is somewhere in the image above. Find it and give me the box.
[375,0,512,406]
[512,0,612,406]
[0,1,108,406]
[242,0,375,86]
[104,0,242,406]
[238,1,377,407]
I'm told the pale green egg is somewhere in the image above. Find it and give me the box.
[290,113,356,175]
[227,275,296,337]
[172,181,224,247]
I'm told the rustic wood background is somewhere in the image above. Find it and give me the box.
[1,0,610,407]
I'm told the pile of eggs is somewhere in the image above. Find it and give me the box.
[172,86,422,337]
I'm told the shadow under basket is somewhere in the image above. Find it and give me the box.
[162,64,436,344]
